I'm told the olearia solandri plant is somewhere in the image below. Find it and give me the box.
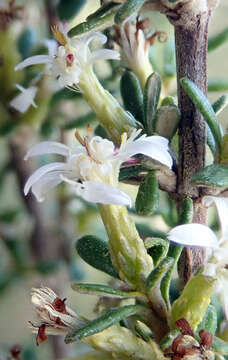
[5,0,228,359]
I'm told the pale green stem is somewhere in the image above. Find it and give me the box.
[79,68,135,144]
[98,204,153,291]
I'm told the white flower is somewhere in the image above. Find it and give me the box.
[30,287,86,345]
[24,130,173,205]
[15,26,120,87]
[9,84,38,113]
[167,196,228,318]
[118,19,153,88]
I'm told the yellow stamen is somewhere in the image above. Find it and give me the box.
[51,25,67,46]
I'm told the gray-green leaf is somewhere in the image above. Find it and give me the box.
[192,164,228,189]
[143,73,161,135]
[65,304,146,343]
[76,235,119,278]
[114,0,146,25]
[180,77,222,153]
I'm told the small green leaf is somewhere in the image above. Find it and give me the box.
[65,304,146,343]
[160,244,183,310]
[71,283,142,299]
[76,235,119,278]
[119,165,146,182]
[160,96,175,107]
[63,113,96,130]
[170,273,215,331]
[154,105,180,139]
[57,0,86,21]
[135,170,159,216]
[208,79,228,92]
[192,164,228,189]
[197,305,217,335]
[207,124,216,155]
[212,337,228,355]
[178,197,193,225]
[180,77,222,153]
[208,27,228,52]
[68,4,119,38]
[212,95,228,115]
[120,70,144,125]
[143,73,161,135]
[87,2,118,21]
[144,237,169,267]
[146,257,174,294]
[114,0,146,25]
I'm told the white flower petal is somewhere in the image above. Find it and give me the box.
[167,223,218,247]
[43,39,58,57]
[15,55,52,71]
[88,49,120,65]
[24,162,67,197]
[61,176,132,206]
[10,85,38,113]
[31,173,63,202]
[24,141,70,160]
[203,196,228,244]
[78,181,132,206]
[117,136,173,168]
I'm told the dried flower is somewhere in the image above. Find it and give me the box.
[29,287,86,345]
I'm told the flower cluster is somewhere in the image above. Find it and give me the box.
[24,129,173,205]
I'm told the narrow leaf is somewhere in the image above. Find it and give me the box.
[178,197,193,225]
[197,305,217,335]
[120,70,144,125]
[114,0,146,25]
[212,94,228,115]
[208,27,228,52]
[68,4,119,38]
[143,73,161,135]
[135,170,159,216]
[65,304,146,343]
[76,235,119,278]
[180,77,222,153]
[71,283,145,300]
[206,124,216,155]
[144,237,169,267]
[192,164,228,189]
[146,257,174,292]
[119,165,146,182]
[154,105,180,139]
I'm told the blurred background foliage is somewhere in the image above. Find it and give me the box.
[0,0,227,359]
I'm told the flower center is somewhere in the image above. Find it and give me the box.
[75,130,102,164]
[66,53,74,67]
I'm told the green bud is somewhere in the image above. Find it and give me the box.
[170,273,216,331]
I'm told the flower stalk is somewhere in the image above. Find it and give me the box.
[98,204,153,290]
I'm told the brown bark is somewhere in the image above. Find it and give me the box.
[174,10,211,284]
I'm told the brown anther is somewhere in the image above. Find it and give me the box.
[84,137,102,164]
[199,329,213,350]
[51,25,67,46]
[175,318,194,337]
[52,297,67,314]
[172,335,183,353]
[75,130,86,146]
[36,324,47,346]
[10,344,21,359]
[147,31,168,46]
